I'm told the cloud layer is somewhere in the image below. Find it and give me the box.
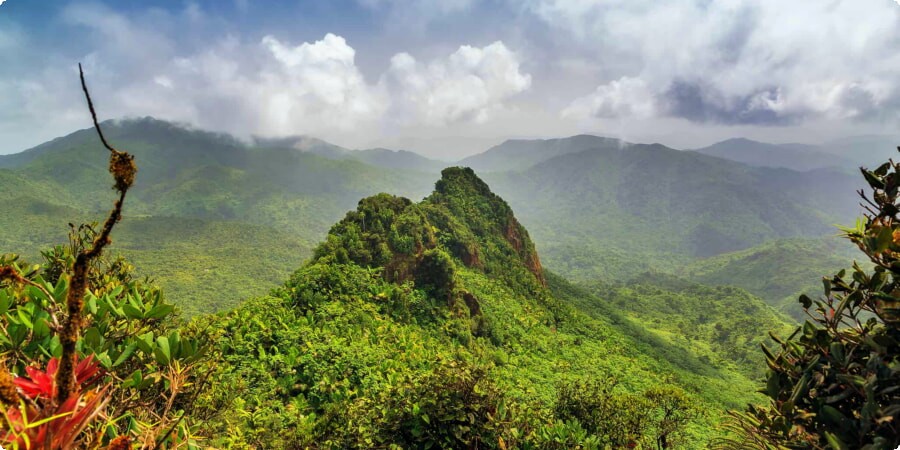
[0,2,532,151]
[542,0,900,125]
[1,0,898,155]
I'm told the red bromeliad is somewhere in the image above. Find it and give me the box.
[12,355,103,401]
[2,355,110,449]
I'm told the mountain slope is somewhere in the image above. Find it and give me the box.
[694,137,854,171]
[458,134,627,172]
[820,135,900,168]
[254,134,445,172]
[0,121,866,318]
[0,118,436,313]
[195,167,790,447]
[681,237,861,319]
[482,142,861,282]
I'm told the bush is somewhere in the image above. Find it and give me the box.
[723,152,900,449]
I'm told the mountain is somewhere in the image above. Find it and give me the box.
[481,140,862,282]
[254,134,445,172]
[680,237,862,319]
[353,147,445,172]
[0,117,436,313]
[694,137,855,171]
[820,135,900,168]
[195,167,791,447]
[457,134,627,172]
[0,123,869,316]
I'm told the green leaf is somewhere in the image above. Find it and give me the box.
[136,332,155,354]
[799,294,813,309]
[33,318,51,338]
[16,308,33,329]
[122,303,144,320]
[112,342,137,367]
[83,327,103,349]
[0,291,9,315]
[146,304,175,320]
[824,431,849,450]
[154,336,171,365]
[861,169,885,190]
[876,226,894,252]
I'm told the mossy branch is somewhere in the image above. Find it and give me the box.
[55,64,137,403]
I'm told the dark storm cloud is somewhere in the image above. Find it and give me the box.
[662,81,798,126]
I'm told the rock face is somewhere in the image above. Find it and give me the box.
[504,215,546,287]
[427,167,546,289]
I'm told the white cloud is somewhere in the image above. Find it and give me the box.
[0,2,532,152]
[562,76,656,120]
[381,41,531,125]
[539,0,900,124]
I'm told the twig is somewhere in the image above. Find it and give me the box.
[151,366,214,450]
[56,63,137,403]
[79,63,116,154]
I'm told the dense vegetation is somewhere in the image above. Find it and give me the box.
[187,168,786,448]
[722,154,900,449]
[681,238,861,319]
[3,115,893,448]
[1,98,209,448]
[482,142,860,283]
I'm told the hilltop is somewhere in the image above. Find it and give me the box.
[194,167,791,447]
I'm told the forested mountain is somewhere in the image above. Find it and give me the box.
[254,134,446,172]
[0,118,435,312]
[193,167,791,447]
[693,137,855,171]
[0,119,865,316]
[681,237,861,319]
[458,134,627,172]
[0,118,889,447]
[691,135,900,172]
[819,135,900,168]
[482,142,861,281]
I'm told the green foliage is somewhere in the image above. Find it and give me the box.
[0,118,434,316]
[191,169,776,448]
[582,274,794,378]
[481,142,859,284]
[0,121,863,324]
[0,227,207,446]
[726,152,900,449]
[555,378,652,447]
[681,238,862,319]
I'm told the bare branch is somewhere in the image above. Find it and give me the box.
[56,64,137,403]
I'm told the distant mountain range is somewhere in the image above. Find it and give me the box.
[0,117,878,314]
[692,135,899,172]
[252,134,447,172]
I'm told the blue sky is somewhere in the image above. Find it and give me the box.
[1,0,899,158]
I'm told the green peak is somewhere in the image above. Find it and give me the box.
[434,167,493,198]
[313,168,547,294]
[427,167,546,288]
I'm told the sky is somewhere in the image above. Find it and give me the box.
[1,0,899,159]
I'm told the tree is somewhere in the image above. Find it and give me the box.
[644,386,698,449]
[722,149,900,449]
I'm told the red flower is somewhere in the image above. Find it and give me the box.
[13,355,102,400]
[2,355,109,449]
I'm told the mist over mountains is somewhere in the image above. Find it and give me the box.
[0,117,872,317]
